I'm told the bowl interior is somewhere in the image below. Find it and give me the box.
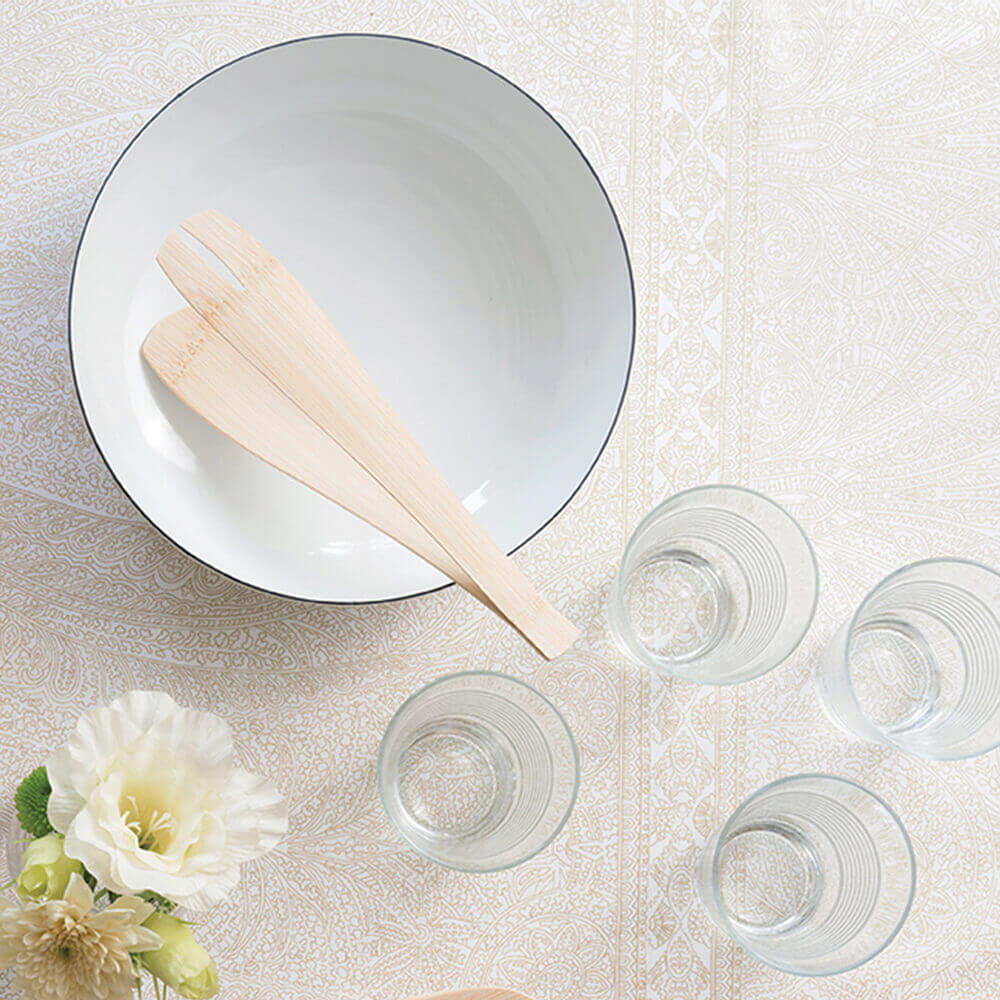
[70,35,633,602]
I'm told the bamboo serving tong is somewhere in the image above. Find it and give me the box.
[143,210,579,659]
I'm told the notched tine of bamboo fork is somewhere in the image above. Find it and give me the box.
[156,211,580,659]
[156,232,238,316]
[142,307,499,613]
[181,208,271,282]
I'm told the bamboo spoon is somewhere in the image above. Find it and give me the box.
[151,210,579,658]
[403,991,533,1000]
[142,307,496,611]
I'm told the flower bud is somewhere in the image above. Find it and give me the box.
[140,912,219,999]
[16,834,82,900]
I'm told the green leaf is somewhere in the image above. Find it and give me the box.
[139,889,177,913]
[15,766,53,838]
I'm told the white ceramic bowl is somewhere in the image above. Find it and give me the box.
[70,35,634,603]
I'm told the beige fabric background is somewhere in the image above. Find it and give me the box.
[3,1,1000,997]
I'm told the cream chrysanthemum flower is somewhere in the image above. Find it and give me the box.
[0,873,160,1000]
[46,691,287,910]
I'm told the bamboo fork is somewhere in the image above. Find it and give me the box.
[142,308,496,611]
[149,210,579,658]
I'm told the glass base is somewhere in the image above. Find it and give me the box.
[396,719,515,841]
[850,618,939,733]
[623,549,730,663]
[717,823,822,934]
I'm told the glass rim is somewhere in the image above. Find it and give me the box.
[614,483,819,685]
[708,772,916,977]
[376,670,580,872]
[841,556,1000,760]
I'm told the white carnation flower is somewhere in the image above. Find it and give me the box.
[46,691,287,909]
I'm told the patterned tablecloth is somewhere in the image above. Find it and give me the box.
[4,1,1000,997]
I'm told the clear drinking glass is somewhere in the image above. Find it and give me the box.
[816,557,1000,759]
[3,807,27,883]
[377,671,579,871]
[609,485,818,683]
[698,774,914,976]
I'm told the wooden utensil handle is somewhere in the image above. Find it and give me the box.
[243,277,579,659]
